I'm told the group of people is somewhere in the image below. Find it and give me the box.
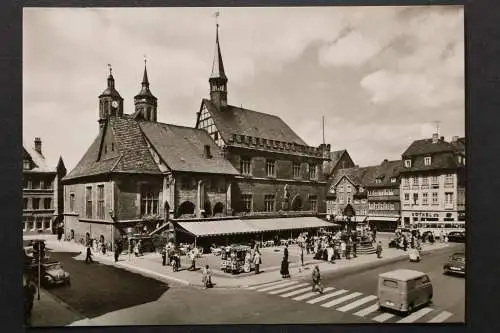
[394,229,423,252]
[84,238,111,264]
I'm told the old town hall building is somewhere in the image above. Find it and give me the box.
[62,23,331,248]
[195,24,330,217]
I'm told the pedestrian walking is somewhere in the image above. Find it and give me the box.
[114,242,121,263]
[300,246,304,266]
[280,258,290,278]
[376,241,383,259]
[23,276,37,326]
[202,265,212,289]
[311,265,324,293]
[85,245,93,264]
[253,250,261,274]
[57,226,63,242]
[283,243,289,261]
[189,249,196,271]
[341,241,346,258]
[403,237,408,251]
[161,246,167,266]
[346,241,351,260]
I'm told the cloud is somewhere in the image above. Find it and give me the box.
[319,30,383,67]
[22,7,464,170]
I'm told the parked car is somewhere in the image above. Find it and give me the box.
[30,260,71,287]
[447,231,465,243]
[443,252,465,276]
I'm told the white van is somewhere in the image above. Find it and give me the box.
[378,269,433,314]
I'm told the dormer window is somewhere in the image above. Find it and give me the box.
[424,156,432,166]
[390,177,397,183]
[375,178,382,184]
[404,159,412,168]
[204,145,212,159]
[359,187,364,193]
[23,160,30,170]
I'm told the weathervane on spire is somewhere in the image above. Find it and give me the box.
[107,63,112,76]
[213,10,220,28]
[144,54,147,66]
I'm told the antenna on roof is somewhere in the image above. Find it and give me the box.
[322,116,325,145]
[434,120,440,135]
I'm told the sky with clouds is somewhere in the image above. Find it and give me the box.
[23,6,464,171]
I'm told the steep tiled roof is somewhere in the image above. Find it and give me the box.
[323,149,353,176]
[402,138,454,156]
[401,152,460,173]
[110,118,160,173]
[450,137,465,153]
[139,122,239,175]
[401,136,465,173]
[65,117,239,181]
[330,165,378,188]
[64,118,160,180]
[23,145,55,173]
[366,160,402,187]
[202,99,307,146]
[64,131,120,180]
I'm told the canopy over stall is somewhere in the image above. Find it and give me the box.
[176,217,337,238]
[244,217,336,233]
[369,216,400,222]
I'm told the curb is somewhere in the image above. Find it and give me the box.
[53,241,451,290]
[89,253,193,287]
[36,288,90,325]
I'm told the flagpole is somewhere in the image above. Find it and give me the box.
[322,116,325,145]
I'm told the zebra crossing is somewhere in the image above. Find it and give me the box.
[244,280,454,323]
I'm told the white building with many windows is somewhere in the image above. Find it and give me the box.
[399,133,466,228]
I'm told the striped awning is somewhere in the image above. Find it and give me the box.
[176,217,337,237]
[369,216,400,222]
[177,220,252,237]
[244,217,336,233]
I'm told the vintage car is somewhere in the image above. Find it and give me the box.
[443,252,465,276]
[447,231,466,243]
[30,260,71,287]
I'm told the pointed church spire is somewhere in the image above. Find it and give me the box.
[209,11,228,109]
[134,56,157,122]
[107,63,115,88]
[210,19,227,80]
[142,56,150,86]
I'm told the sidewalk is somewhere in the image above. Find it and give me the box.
[30,287,86,327]
[45,238,450,289]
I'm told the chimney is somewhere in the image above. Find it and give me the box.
[383,159,388,163]
[440,136,444,141]
[452,136,459,142]
[204,145,212,159]
[431,133,439,144]
[34,137,42,154]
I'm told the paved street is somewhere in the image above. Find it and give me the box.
[43,250,169,321]
[44,243,464,326]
